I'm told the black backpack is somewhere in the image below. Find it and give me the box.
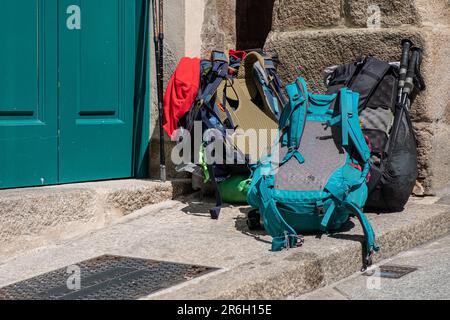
[326,56,425,212]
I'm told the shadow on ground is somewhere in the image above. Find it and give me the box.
[177,194,368,262]
[235,207,272,245]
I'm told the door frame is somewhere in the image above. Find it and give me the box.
[132,0,151,179]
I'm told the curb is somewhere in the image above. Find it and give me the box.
[151,200,450,299]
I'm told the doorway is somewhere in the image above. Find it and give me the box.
[236,0,275,50]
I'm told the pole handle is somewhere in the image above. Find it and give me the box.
[412,47,426,92]
[404,49,420,93]
[159,0,164,35]
[402,47,423,105]
[399,39,413,83]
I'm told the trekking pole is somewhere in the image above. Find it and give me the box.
[151,0,166,181]
[397,39,413,103]
[158,0,166,182]
[151,0,159,58]
[402,47,423,106]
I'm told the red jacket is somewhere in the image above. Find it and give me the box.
[163,57,201,139]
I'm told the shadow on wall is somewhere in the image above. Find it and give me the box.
[236,0,275,50]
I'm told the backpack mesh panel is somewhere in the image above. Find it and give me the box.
[275,121,346,191]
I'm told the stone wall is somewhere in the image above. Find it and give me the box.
[265,0,450,194]
[201,0,237,56]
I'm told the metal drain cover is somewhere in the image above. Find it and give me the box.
[0,255,217,300]
[364,265,418,279]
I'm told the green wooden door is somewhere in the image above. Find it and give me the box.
[0,0,145,189]
[58,0,136,183]
[0,0,58,188]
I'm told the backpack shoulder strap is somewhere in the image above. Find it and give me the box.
[185,51,229,131]
[341,88,371,163]
[326,88,371,182]
[281,77,309,146]
[324,91,378,268]
[280,77,309,165]
[199,50,229,105]
[263,55,289,108]
[326,61,359,94]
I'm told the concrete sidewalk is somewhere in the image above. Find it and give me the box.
[297,233,450,300]
[0,194,449,299]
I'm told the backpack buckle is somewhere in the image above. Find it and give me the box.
[316,200,325,216]
[283,232,304,250]
[317,207,324,216]
[361,250,375,272]
[284,231,290,250]
[296,235,305,247]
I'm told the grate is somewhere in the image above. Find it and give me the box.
[0,255,217,300]
[363,265,418,279]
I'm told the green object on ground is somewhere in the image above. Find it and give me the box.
[199,144,210,183]
[218,175,251,204]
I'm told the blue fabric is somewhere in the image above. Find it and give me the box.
[199,52,229,106]
[253,63,281,119]
[264,57,289,111]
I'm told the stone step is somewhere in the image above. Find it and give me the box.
[0,179,192,257]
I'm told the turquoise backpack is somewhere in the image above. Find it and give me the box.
[247,77,379,268]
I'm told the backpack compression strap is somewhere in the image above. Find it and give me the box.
[345,202,380,268]
[257,177,300,251]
